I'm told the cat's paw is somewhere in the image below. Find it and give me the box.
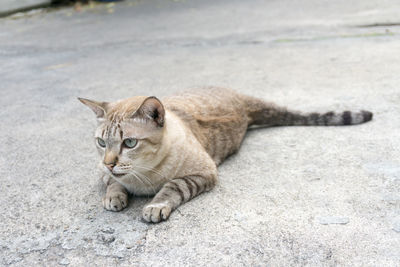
[142,202,172,223]
[102,192,128,212]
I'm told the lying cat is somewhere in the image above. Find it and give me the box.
[79,87,372,223]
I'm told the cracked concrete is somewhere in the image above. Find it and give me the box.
[1,0,399,265]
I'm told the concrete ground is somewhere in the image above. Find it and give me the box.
[0,0,51,17]
[1,0,399,265]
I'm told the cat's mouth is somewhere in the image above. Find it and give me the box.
[101,164,129,178]
[111,172,126,177]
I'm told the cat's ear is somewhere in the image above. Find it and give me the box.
[134,96,165,127]
[78,97,107,119]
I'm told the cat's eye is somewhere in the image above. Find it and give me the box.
[97,138,106,148]
[123,138,138,148]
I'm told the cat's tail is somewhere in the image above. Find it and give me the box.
[245,97,373,127]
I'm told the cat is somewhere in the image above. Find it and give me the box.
[78,87,373,223]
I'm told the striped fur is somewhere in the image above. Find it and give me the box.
[79,87,373,223]
[246,96,373,127]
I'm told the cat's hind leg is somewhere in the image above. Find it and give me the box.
[102,175,129,211]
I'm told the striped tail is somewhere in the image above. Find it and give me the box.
[246,98,373,127]
[273,110,373,126]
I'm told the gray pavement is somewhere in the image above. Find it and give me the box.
[0,0,51,17]
[1,0,399,265]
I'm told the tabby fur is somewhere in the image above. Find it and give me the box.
[79,87,372,223]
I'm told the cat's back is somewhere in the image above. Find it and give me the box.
[163,87,246,119]
[163,87,250,164]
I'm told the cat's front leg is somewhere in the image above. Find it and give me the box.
[102,175,129,212]
[142,175,215,223]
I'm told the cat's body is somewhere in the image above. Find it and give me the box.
[79,87,372,223]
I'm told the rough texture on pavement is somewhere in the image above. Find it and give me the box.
[1,0,399,265]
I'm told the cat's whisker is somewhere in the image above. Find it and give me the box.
[129,171,148,188]
[131,169,157,195]
[134,165,169,182]
[135,165,179,187]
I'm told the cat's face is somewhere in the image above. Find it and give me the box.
[79,96,166,178]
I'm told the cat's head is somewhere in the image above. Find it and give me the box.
[78,96,166,178]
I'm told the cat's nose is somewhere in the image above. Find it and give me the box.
[104,151,118,171]
[104,162,115,171]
